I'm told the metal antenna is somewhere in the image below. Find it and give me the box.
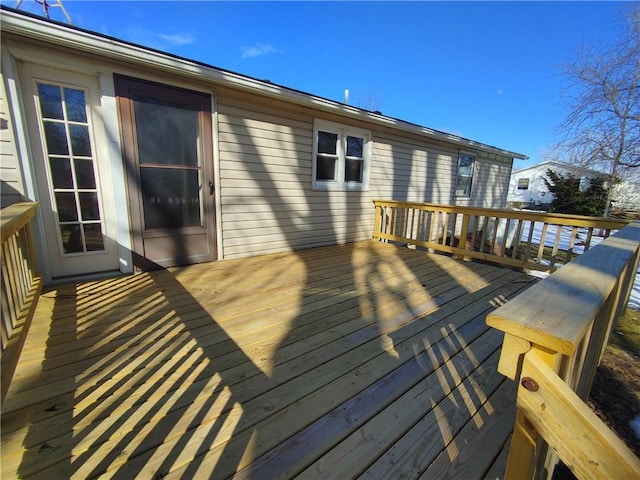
[14,0,73,24]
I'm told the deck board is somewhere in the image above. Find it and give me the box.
[1,241,535,479]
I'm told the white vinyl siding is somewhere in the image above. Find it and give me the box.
[369,132,458,204]
[0,72,25,207]
[217,92,373,259]
[371,133,512,208]
[468,154,512,208]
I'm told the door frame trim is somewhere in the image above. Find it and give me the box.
[99,72,133,274]
[114,74,217,269]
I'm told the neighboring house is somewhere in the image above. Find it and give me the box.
[508,160,640,212]
[0,7,526,283]
[507,160,607,209]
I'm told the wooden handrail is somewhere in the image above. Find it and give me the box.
[372,200,628,273]
[487,222,640,479]
[1,202,41,402]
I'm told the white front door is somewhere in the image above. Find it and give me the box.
[20,63,120,279]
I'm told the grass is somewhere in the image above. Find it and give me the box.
[608,308,640,358]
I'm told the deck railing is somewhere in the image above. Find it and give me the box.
[487,221,640,479]
[372,200,627,273]
[372,200,639,478]
[1,202,41,402]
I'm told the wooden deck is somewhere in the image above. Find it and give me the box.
[1,240,537,479]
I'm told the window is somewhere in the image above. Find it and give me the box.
[36,82,106,254]
[455,152,476,197]
[313,119,371,189]
[517,178,530,190]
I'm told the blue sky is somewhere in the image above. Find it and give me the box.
[6,1,634,167]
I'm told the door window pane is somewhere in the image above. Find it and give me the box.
[83,224,105,251]
[140,167,201,229]
[55,192,78,222]
[38,84,64,120]
[43,122,69,155]
[79,192,100,220]
[69,124,92,157]
[60,224,83,253]
[50,158,73,189]
[64,88,87,122]
[134,97,198,166]
[74,159,96,189]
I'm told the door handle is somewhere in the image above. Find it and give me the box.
[209,181,214,195]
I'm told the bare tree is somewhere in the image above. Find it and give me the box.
[355,91,382,112]
[555,5,640,215]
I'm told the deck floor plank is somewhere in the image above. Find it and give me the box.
[1,241,534,479]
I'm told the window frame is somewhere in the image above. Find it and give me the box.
[455,151,476,198]
[312,119,371,190]
[517,178,530,190]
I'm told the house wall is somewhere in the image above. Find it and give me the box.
[612,179,640,211]
[508,164,553,207]
[1,34,517,264]
[470,154,513,208]
[216,86,513,259]
[217,88,375,258]
[0,70,25,208]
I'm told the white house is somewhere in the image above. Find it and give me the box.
[507,160,640,212]
[507,161,607,209]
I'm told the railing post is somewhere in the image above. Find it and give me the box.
[373,201,382,239]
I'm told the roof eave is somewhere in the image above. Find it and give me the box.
[0,7,528,160]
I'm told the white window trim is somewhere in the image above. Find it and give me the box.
[312,119,371,191]
[455,151,476,198]
[517,177,530,190]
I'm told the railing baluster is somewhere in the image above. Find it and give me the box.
[584,227,594,252]
[524,221,535,262]
[489,216,499,255]
[537,223,549,261]
[459,213,470,251]
[550,225,563,267]
[469,215,478,253]
[441,211,449,246]
[512,219,524,259]
[429,210,438,243]
[567,226,578,263]
[479,216,489,254]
